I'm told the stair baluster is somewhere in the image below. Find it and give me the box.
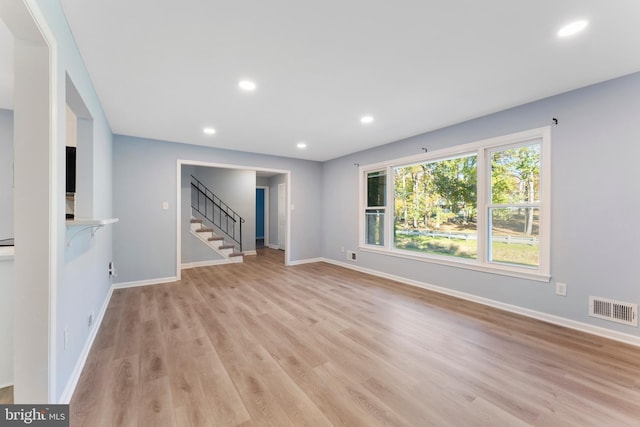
[190,175,245,253]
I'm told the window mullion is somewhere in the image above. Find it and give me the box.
[359,166,364,247]
[476,148,488,265]
[386,165,394,250]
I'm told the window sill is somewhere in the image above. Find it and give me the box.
[359,245,551,283]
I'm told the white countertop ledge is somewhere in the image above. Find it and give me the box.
[65,218,119,227]
[0,246,15,261]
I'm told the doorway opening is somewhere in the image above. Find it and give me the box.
[176,160,291,280]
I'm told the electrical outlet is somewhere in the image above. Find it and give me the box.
[556,282,567,296]
[162,201,169,210]
[108,261,117,277]
[346,250,357,262]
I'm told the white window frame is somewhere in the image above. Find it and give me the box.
[363,170,387,246]
[359,127,551,282]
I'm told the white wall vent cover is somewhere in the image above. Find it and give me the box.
[589,296,638,327]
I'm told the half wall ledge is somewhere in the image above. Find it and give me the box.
[65,218,119,246]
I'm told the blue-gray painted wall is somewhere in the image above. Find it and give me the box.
[322,71,640,337]
[112,135,323,283]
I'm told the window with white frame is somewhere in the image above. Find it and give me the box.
[365,170,386,246]
[360,127,550,281]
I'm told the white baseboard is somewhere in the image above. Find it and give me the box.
[267,244,282,250]
[181,259,234,269]
[288,257,324,266]
[58,286,114,404]
[321,258,640,348]
[0,381,13,389]
[244,250,257,256]
[112,276,177,289]
[57,256,639,405]
[58,274,180,402]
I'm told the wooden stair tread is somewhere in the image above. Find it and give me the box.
[190,216,243,262]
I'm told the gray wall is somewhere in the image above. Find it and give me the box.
[113,135,323,284]
[193,166,256,252]
[322,71,640,338]
[0,108,13,240]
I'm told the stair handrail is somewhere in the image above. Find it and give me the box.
[191,175,245,252]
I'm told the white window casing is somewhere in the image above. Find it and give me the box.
[359,127,551,282]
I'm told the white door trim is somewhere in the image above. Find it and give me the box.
[176,160,292,280]
[277,183,286,250]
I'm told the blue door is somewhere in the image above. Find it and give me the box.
[256,188,265,239]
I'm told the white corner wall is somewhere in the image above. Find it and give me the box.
[2,0,115,403]
[11,13,52,403]
[0,109,13,240]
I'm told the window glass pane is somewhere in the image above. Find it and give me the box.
[491,143,540,204]
[489,207,539,267]
[365,209,385,246]
[393,154,477,259]
[367,171,386,207]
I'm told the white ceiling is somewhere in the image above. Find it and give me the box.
[52,1,640,161]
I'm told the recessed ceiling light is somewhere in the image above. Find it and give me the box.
[297,142,307,149]
[360,115,374,124]
[203,127,216,135]
[238,80,257,91]
[557,20,588,38]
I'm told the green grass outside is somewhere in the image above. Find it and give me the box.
[394,234,538,267]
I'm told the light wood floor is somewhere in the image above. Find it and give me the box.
[0,385,13,404]
[70,248,640,426]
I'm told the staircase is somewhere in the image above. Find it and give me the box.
[191,175,245,253]
[189,217,244,262]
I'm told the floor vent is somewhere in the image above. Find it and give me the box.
[589,296,638,327]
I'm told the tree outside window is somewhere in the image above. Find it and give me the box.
[360,127,550,280]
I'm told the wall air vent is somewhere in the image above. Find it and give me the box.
[589,296,638,327]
